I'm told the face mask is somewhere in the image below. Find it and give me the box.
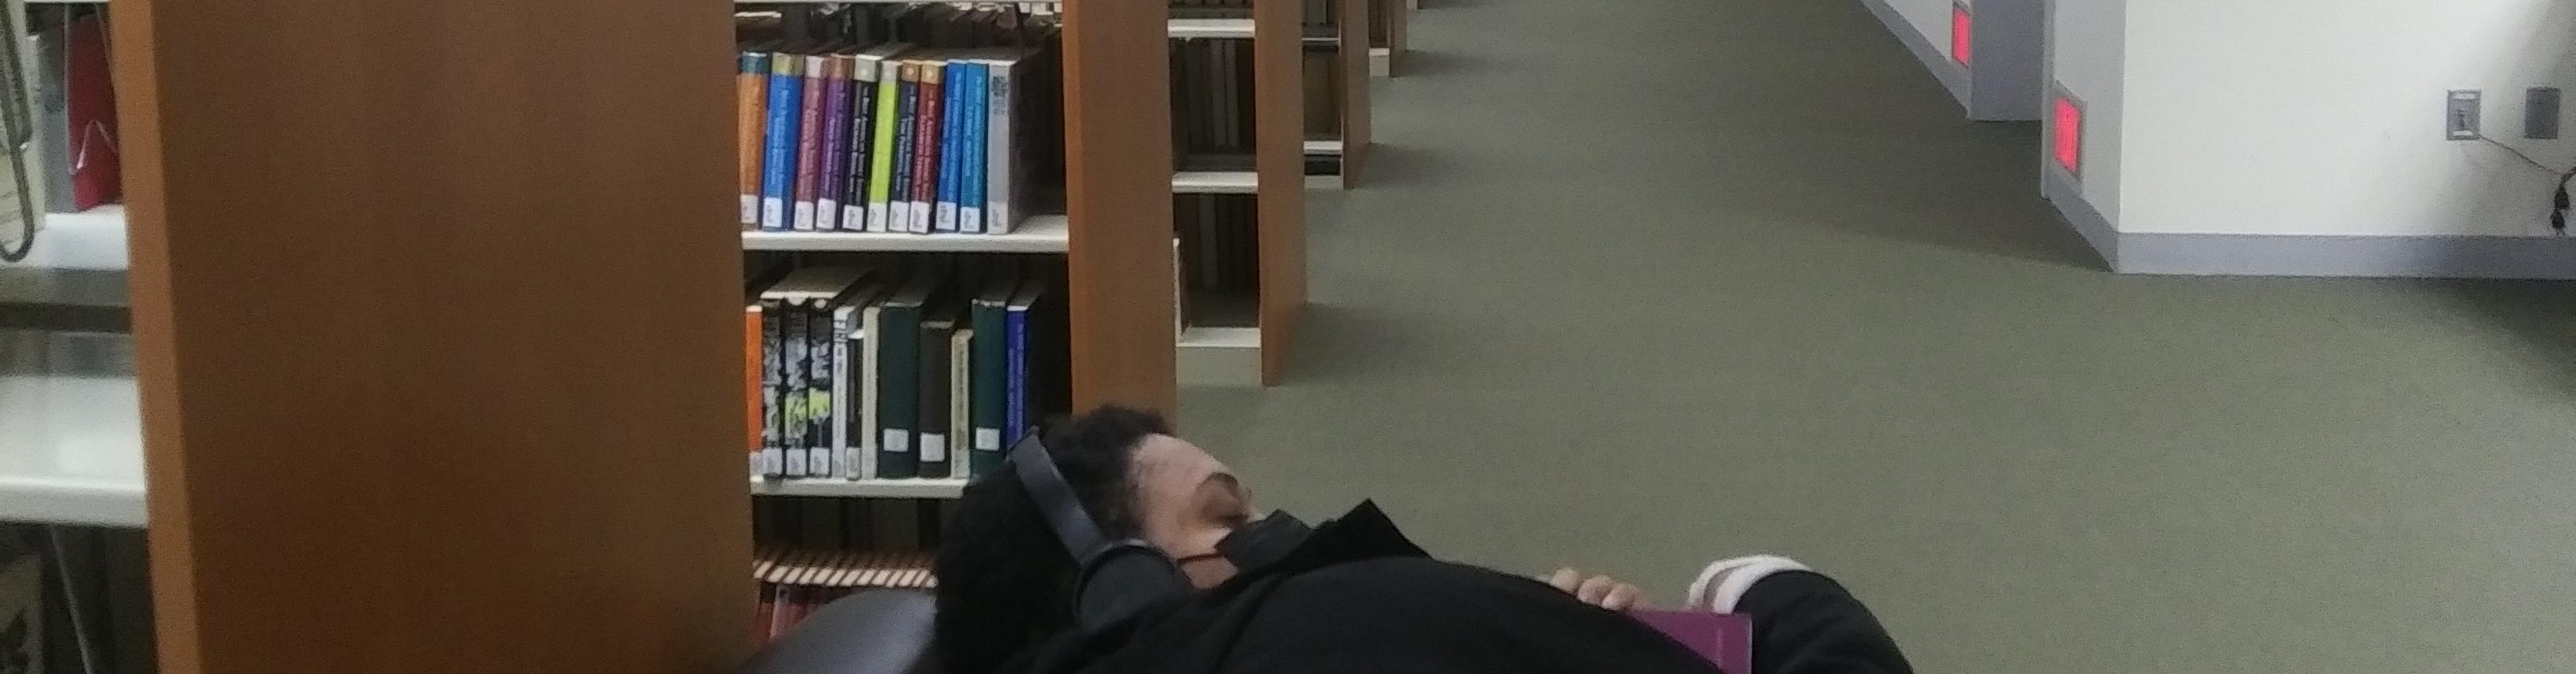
[1211,510,1315,575]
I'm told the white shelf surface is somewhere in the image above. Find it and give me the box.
[741,214,1068,253]
[1303,140,1343,155]
[1172,171,1259,195]
[751,477,968,499]
[1168,18,1256,39]
[17,207,130,271]
[0,374,145,527]
[1178,326,1261,387]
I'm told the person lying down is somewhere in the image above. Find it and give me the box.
[932,406,1915,674]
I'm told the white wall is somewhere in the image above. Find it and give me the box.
[2120,0,2576,237]
[2043,0,2125,223]
[1887,0,1956,63]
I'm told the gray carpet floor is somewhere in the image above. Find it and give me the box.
[1179,0,2576,671]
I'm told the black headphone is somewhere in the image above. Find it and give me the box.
[1007,432,1195,635]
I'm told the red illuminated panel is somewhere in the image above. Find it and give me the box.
[1951,4,1972,66]
[2052,94,2084,176]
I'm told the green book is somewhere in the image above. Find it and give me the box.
[917,304,960,480]
[873,274,940,478]
[863,45,911,233]
[967,274,1018,479]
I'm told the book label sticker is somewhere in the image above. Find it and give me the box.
[975,429,1001,451]
[784,447,809,477]
[809,451,831,477]
[883,430,909,455]
[920,433,947,462]
[741,197,758,226]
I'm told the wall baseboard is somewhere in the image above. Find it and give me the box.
[2042,164,2576,279]
[1859,0,1968,113]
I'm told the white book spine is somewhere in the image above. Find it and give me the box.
[986,59,1017,234]
[826,308,852,478]
[857,306,882,480]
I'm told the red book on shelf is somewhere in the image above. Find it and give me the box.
[907,58,943,234]
[66,13,119,211]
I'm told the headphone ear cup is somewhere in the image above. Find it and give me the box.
[1073,541,1193,633]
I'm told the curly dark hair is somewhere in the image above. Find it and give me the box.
[931,405,1171,674]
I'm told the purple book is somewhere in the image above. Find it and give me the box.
[814,56,854,230]
[1630,610,1752,674]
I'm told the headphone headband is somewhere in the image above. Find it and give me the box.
[1009,433,1105,557]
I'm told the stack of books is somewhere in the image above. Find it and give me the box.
[753,548,935,642]
[736,5,1061,236]
[746,261,1065,484]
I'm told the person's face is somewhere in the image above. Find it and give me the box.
[1129,433,1256,589]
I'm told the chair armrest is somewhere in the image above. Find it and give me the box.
[739,590,939,674]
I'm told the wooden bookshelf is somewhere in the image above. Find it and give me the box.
[115,0,754,671]
[1300,0,1370,189]
[1169,0,1305,387]
[105,0,1178,669]
[1371,0,1407,77]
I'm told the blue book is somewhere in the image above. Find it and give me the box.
[758,52,805,232]
[935,61,967,233]
[960,62,989,234]
[1004,280,1032,444]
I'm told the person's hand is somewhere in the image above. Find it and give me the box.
[1543,567,1649,611]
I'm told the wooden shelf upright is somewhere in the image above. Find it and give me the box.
[1170,0,1306,387]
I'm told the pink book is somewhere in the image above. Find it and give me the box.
[1630,610,1753,674]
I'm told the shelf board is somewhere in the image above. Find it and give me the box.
[1303,140,1343,156]
[1178,326,1261,386]
[0,373,145,527]
[1167,18,1256,39]
[1171,171,1259,194]
[750,477,969,499]
[741,214,1068,253]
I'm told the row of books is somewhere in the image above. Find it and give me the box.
[747,263,1065,483]
[735,6,1061,236]
[754,548,935,643]
[1170,38,1253,158]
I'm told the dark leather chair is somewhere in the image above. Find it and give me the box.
[739,590,942,674]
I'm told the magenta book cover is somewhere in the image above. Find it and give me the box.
[1630,609,1752,674]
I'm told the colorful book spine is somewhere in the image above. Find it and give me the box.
[968,286,1009,477]
[814,55,853,233]
[758,54,803,231]
[738,51,769,227]
[908,59,944,234]
[866,58,904,233]
[1004,292,1028,444]
[840,56,881,231]
[984,54,1020,234]
[760,301,786,477]
[934,61,965,234]
[886,62,918,234]
[959,61,989,234]
[791,54,829,231]
[779,301,809,477]
[804,298,837,478]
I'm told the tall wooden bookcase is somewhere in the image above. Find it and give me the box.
[1169,0,1307,388]
[109,0,1176,672]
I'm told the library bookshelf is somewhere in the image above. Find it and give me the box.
[1169,0,1307,388]
[102,0,1176,670]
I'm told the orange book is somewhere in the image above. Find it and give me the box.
[737,50,770,227]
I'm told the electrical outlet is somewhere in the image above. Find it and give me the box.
[2527,88,2560,140]
[2449,89,2483,140]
